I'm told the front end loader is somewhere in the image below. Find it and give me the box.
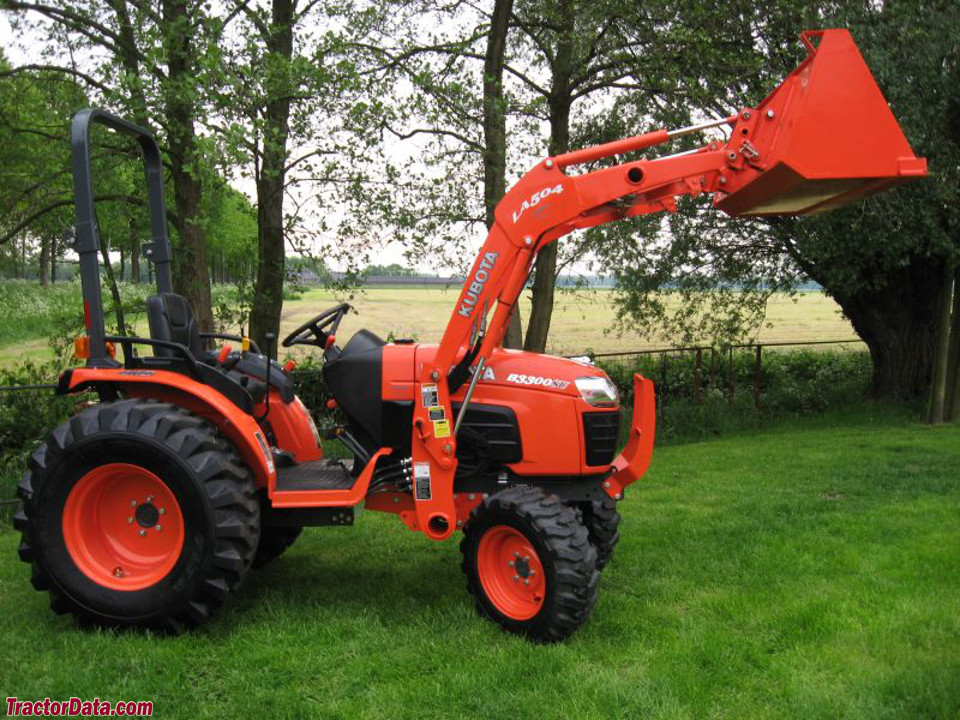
[15,30,925,641]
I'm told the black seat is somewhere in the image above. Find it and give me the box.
[146,293,204,357]
[146,293,267,407]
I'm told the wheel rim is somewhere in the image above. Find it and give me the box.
[62,463,185,591]
[476,525,546,620]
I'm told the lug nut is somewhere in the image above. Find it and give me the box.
[146,495,154,503]
[524,579,530,586]
[159,508,166,516]
[514,551,520,558]
[766,109,775,119]
[114,567,123,578]
[508,560,515,568]
[139,530,147,537]
[155,525,162,532]
[130,500,137,507]
[127,517,134,524]
[513,575,519,582]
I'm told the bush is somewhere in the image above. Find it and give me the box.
[0,361,79,513]
[601,346,873,445]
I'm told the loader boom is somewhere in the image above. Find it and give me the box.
[408,29,927,539]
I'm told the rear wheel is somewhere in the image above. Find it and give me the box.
[15,399,260,632]
[460,486,599,642]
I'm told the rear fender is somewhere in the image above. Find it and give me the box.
[606,374,656,498]
[64,367,276,488]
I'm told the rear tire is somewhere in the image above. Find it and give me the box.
[253,526,303,568]
[15,399,260,633]
[577,499,621,570]
[460,486,599,642]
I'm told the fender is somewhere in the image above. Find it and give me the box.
[63,367,276,488]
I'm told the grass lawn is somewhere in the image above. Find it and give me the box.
[0,405,957,718]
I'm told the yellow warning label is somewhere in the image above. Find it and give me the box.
[433,419,451,438]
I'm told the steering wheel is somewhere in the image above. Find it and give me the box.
[282,303,351,349]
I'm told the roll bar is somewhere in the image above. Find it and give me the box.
[71,108,173,366]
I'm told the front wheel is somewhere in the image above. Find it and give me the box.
[460,486,599,642]
[15,400,260,632]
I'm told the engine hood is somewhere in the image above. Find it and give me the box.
[381,342,613,403]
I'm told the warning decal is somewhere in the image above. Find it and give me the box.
[414,462,432,500]
[421,383,438,407]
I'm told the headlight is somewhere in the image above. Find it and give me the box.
[575,376,619,407]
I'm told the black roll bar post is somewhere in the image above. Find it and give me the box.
[70,108,173,366]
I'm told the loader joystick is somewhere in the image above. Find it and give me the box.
[281,302,351,350]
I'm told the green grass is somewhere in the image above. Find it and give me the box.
[1,404,957,718]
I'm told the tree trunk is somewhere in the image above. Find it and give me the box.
[927,262,954,423]
[946,267,960,420]
[248,0,295,358]
[162,0,213,330]
[524,0,574,353]
[482,0,521,349]
[825,258,943,399]
[49,233,56,283]
[119,248,126,282]
[130,226,140,284]
[110,0,147,291]
[38,235,50,287]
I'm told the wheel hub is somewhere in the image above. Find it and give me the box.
[476,525,546,620]
[134,502,160,528]
[63,463,185,591]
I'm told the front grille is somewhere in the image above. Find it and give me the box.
[583,410,620,466]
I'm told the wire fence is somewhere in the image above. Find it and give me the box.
[590,338,871,417]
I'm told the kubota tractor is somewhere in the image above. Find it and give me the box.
[15,30,925,641]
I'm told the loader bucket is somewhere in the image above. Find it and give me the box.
[715,29,926,217]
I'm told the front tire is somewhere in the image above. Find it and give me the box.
[577,499,621,570]
[460,486,599,642]
[15,400,260,633]
[253,526,303,568]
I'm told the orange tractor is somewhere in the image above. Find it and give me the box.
[16,30,925,641]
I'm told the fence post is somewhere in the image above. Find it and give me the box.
[728,347,735,403]
[709,347,716,393]
[660,351,667,410]
[694,348,702,404]
[754,344,763,411]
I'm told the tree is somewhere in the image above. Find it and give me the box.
[482,0,522,348]
[594,1,958,401]
[3,0,219,328]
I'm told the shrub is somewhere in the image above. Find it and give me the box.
[0,361,78,513]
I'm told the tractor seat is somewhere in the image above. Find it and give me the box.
[146,293,268,407]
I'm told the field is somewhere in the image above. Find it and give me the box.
[0,281,856,369]
[1,404,957,718]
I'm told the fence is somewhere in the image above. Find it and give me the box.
[591,338,871,417]
[287,337,872,424]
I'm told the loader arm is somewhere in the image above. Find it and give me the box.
[409,29,927,539]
